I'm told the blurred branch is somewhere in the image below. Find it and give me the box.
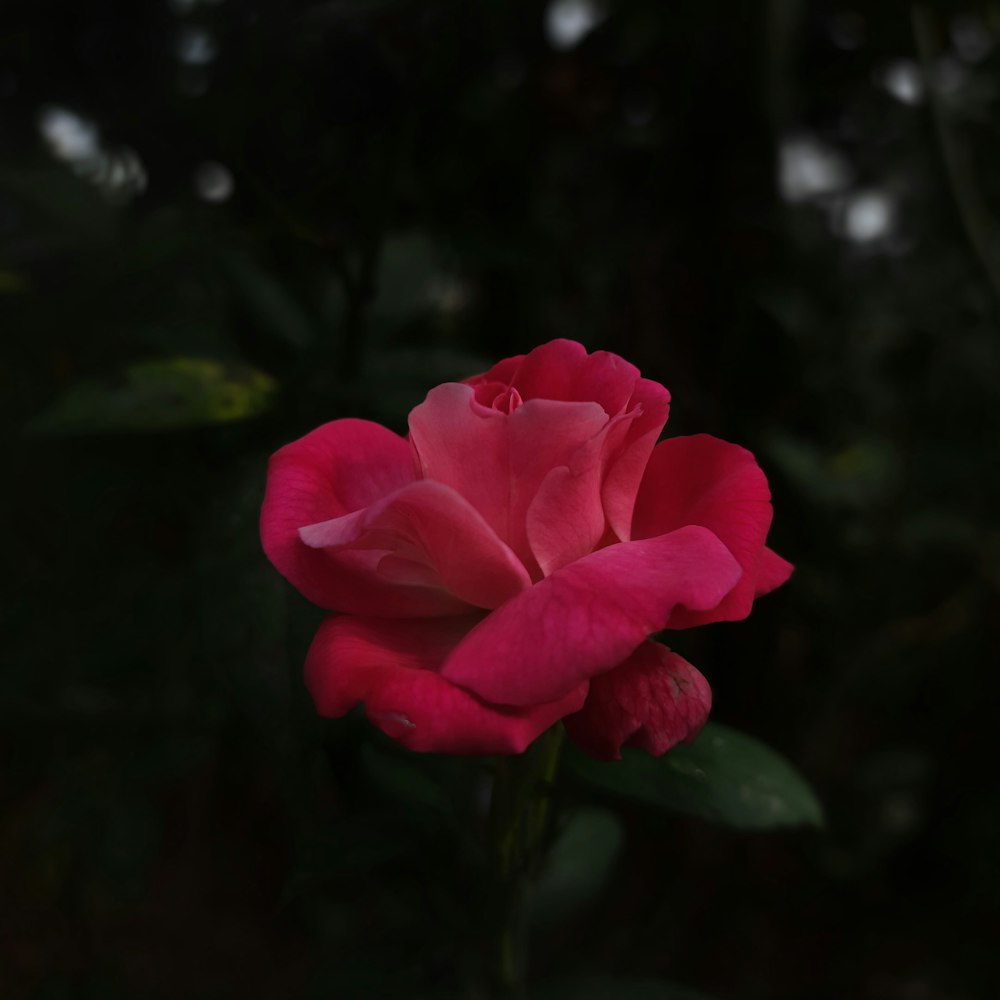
[912,4,1000,307]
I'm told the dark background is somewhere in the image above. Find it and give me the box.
[2,1,998,998]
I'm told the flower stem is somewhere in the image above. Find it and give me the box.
[487,725,566,997]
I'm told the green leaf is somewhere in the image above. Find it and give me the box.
[530,807,623,929]
[27,357,277,434]
[567,723,824,830]
[532,976,715,1000]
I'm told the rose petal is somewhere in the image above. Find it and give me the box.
[474,339,645,415]
[632,434,785,627]
[602,376,671,541]
[440,525,742,707]
[305,615,588,755]
[500,339,590,402]
[755,546,794,597]
[564,641,712,760]
[261,419,462,616]
[525,411,634,575]
[299,480,531,610]
[408,383,609,570]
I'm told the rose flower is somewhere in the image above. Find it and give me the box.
[260,340,791,758]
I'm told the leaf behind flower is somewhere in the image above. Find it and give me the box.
[566,722,824,830]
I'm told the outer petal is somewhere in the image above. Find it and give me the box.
[755,547,794,597]
[299,480,531,610]
[408,384,608,570]
[260,419,462,616]
[305,616,589,755]
[632,434,785,628]
[564,641,711,761]
[440,525,742,707]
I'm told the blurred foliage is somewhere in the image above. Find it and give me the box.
[567,723,825,830]
[2,0,999,998]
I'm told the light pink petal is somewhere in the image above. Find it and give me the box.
[440,525,742,707]
[260,419,461,616]
[564,641,712,760]
[525,412,633,575]
[603,376,672,541]
[755,547,794,597]
[305,616,588,755]
[408,383,608,570]
[632,434,783,628]
[299,480,531,610]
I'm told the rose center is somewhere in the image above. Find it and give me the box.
[491,386,523,414]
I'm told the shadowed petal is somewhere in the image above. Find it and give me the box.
[564,641,712,760]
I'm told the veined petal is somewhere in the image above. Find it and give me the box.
[564,641,712,760]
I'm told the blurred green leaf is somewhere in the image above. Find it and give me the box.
[531,807,623,929]
[531,976,715,1000]
[27,357,277,434]
[567,723,824,830]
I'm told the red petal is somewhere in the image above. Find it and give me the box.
[632,435,784,627]
[564,641,712,760]
[755,547,794,597]
[260,419,463,616]
[408,383,609,570]
[299,479,531,610]
[439,525,742,707]
[602,376,671,541]
[305,616,588,755]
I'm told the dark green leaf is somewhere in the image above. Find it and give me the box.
[567,723,824,830]
[531,807,623,929]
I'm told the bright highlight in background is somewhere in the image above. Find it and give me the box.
[545,0,605,50]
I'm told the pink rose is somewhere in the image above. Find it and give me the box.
[260,340,792,758]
